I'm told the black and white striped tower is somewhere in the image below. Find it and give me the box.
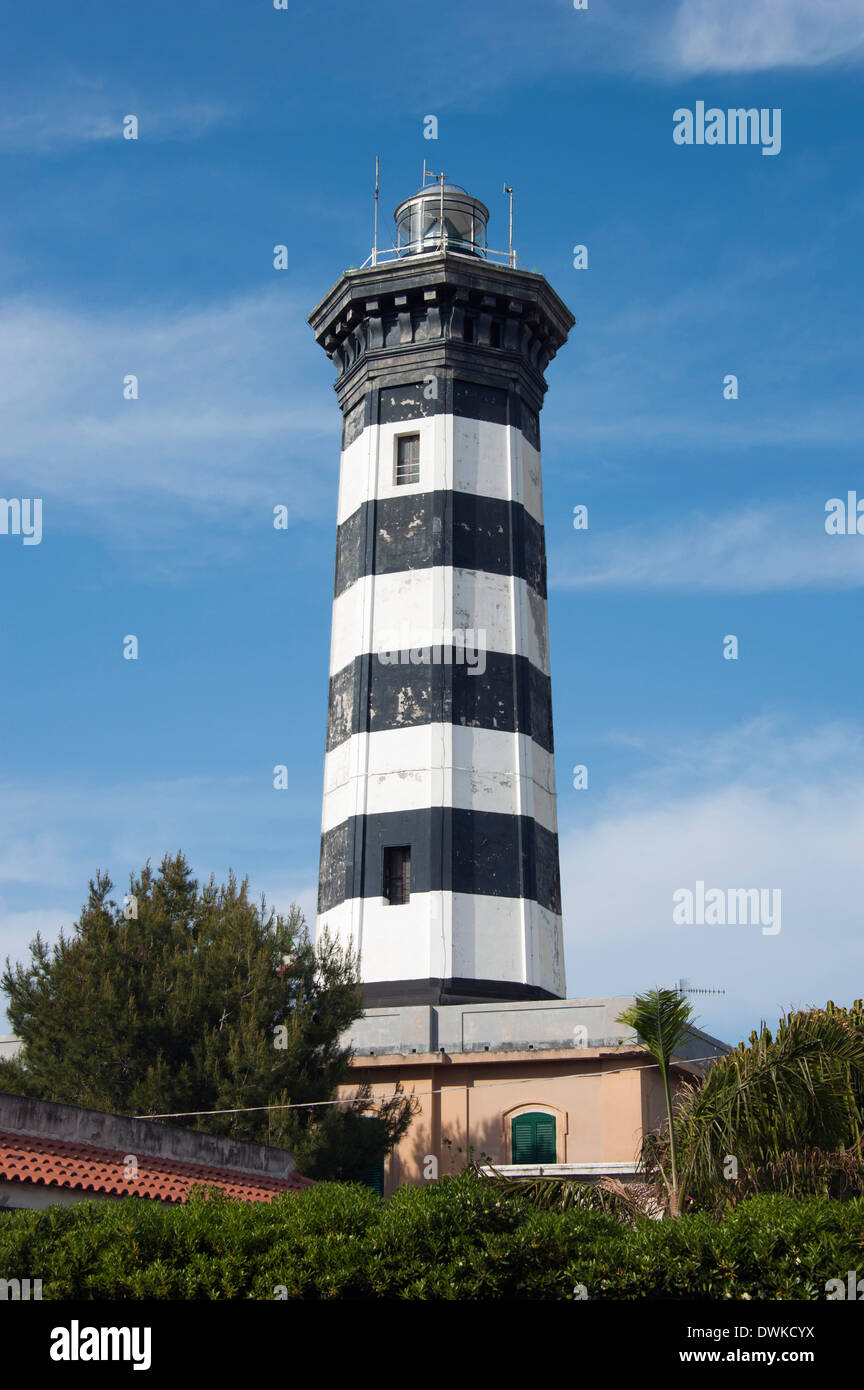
[309,175,574,1008]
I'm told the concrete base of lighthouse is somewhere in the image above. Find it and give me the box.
[347,996,634,1054]
[343,995,727,1057]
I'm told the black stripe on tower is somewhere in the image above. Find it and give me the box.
[341,379,541,448]
[317,808,561,916]
[326,650,554,753]
[334,491,547,599]
[362,977,560,1008]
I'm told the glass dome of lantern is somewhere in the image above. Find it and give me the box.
[394,180,489,258]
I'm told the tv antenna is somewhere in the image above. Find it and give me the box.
[503,184,515,267]
[372,155,380,266]
[677,977,726,998]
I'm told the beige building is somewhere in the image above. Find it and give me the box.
[339,997,729,1195]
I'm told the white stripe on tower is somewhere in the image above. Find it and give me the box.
[329,569,550,679]
[321,727,558,836]
[336,417,546,527]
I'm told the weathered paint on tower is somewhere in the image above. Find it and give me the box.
[309,179,573,1008]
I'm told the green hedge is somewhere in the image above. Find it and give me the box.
[1,1175,861,1299]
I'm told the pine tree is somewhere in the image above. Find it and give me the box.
[0,852,414,1177]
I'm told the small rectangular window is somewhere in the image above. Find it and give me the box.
[383,846,411,905]
[395,434,420,486]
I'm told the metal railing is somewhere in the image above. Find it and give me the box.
[361,241,522,270]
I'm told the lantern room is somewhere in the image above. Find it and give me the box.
[393,180,489,258]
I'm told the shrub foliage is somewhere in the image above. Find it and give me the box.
[0,1173,860,1300]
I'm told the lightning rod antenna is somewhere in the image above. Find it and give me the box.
[372,156,380,266]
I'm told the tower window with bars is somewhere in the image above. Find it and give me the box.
[394,433,420,486]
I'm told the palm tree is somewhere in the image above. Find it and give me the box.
[666,1007,864,1207]
[616,988,695,1216]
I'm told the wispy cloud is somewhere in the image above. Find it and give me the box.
[551,499,864,593]
[546,400,864,451]
[559,717,864,1042]
[423,0,864,109]
[4,2,857,161]
[0,290,336,531]
[665,0,864,75]
[542,240,864,454]
[0,83,236,153]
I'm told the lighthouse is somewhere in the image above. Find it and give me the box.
[309,174,574,1009]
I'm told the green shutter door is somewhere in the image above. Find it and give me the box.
[511,1112,557,1163]
[534,1114,557,1162]
[511,1114,534,1162]
[358,1159,385,1197]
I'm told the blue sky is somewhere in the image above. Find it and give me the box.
[2,0,864,1044]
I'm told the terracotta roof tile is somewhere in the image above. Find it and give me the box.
[0,1130,314,1204]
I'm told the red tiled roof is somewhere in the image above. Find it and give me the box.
[0,1129,314,1204]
